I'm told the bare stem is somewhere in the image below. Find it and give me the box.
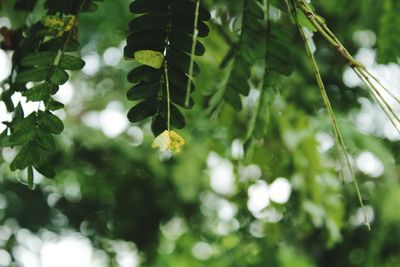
[164,60,171,131]
[291,0,371,230]
[185,0,201,108]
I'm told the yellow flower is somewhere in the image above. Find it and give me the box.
[152,130,185,153]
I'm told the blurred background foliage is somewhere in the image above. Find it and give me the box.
[0,0,400,266]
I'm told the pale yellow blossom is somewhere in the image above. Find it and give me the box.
[152,130,185,153]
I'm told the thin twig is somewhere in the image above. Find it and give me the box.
[164,60,171,131]
[290,0,371,230]
[185,0,201,107]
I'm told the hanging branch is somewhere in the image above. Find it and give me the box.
[1,0,91,187]
[295,0,400,134]
[289,0,371,230]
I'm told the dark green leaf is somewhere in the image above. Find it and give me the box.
[21,51,57,66]
[10,144,34,171]
[46,100,65,111]
[151,113,167,136]
[36,129,56,151]
[38,111,64,134]
[127,82,160,100]
[34,162,56,178]
[59,55,86,70]
[127,66,162,83]
[127,98,158,122]
[49,68,69,85]
[15,66,51,83]
[23,82,52,102]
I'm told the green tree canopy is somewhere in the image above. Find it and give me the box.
[0,0,399,266]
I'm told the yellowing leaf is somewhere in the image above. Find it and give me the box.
[152,130,185,153]
[41,15,76,37]
[152,130,170,152]
[168,131,185,152]
[134,50,164,69]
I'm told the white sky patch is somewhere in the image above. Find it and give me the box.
[160,217,187,241]
[54,82,75,105]
[0,17,11,28]
[0,102,12,132]
[239,164,262,182]
[316,132,334,153]
[0,49,12,81]
[103,47,122,66]
[268,177,292,204]
[231,139,244,159]
[356,151,384,178]
[41,234,103,267]
[11,92,45,115]
[192,242,213,261]
[350,205,375,227]
[81,111,100,129]
[247,177,291,218]
[0,249,11,266]
[217,199,237,221]
[207,152,236,196]
[303,27,317,54]
[127,126,144,147]
[247,180,270,214]
[342,48,400,140]
[353,29,376,48]
[82,53,100,76]
[99,101,128,138]
[112,241,140,267]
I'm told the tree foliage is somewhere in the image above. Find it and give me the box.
[0,0,400,266]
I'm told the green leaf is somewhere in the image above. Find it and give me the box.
[127,98,158,122]
[15,66,51,83]
[36,129,56,151]
[82,1,98,12]
[34,162,56,178]
[23,82,52,102]
[166,48,200,76]
[13,112,36,132]
[128,13,168,35]
[158,102,186,129]
[21,51,57,66]
[27,165,34,189]
[59,55,86,70]
[377,0,400,63]
[134,50,164,69]
[170,104,185,129]
[46,100,65,111]
[49,68,69,85]
[127,66,162,83]
[41,37,80,52]
[171,0,211,21]
[38,111,64,134]
[13,103,24,120]
[169,32,205,56]
[130,0,168,13]
[151,114,167,136]
[253,92,271,139]
[1,89,15,112]
[296,11,317,32]
[10,144,34,171]
[127,82,160,100]
[9,129,36,146]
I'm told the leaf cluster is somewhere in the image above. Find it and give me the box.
[124,0,210,135]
